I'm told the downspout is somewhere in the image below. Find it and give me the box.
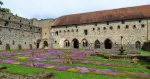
[147,17,149,41]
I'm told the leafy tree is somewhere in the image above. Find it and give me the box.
[1,8,13,15]
[0,1,3,6]
[0,1,13,15]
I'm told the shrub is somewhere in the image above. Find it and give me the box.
[46,66,55,69]
[17,57,29,59]
[11,62,19,65]
[67,68,79,72]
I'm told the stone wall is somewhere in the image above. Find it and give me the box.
[51,18,150,49]
[142,41,150,52]
[33,19,55,49]
[0,11,42,50]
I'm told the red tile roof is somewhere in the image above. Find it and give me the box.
[52,5,150,26]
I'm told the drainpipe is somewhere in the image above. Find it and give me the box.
[147,17,149,41]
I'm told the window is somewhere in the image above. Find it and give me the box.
[5,21,9,26]
[107,22,109,25]
[92,28,95,31]
[30,27,32,30]
[64,30,66,33]
[59,30,61,33]
[139,19,142,23]
[75,25,78,28]
[76,29,78,32]
[98,27,100,30]
[95,23,97,26]
[8,17,11,20]
[110,26,113,30]
[20,20,22,22]
[55,31,58,36]
[141,24,145,28]
[12,40,15,45]
[20,25,22,28]
[67,30,70,32]
[133,25,136,29]
[117,26,120,29]
[122,21,125,24]
[71,29,74,32]
[125,25,129,29]
[55,41,57,43]
[25,42,26,45]
[39,29,41,31]
[0,40,2,45]
[84,30,88,35]
[66,26,68,28]
[103,27,106,30]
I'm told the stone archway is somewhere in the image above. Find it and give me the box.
[94,40,100,49]
[81,39,88,47]
[43,41,48,48]
[72,39,79,49]
[135,41,141,49]
[36,39,41,48]
[6,44,10,50]
[104,39,112,49]
[64,39,70,47]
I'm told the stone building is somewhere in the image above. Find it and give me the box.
[0,10,55,50]
[51,5,150,49]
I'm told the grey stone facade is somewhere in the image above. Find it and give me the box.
[51,18,150,50]
[0,11,42,50]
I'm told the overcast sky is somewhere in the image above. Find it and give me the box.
[1,0,150,20]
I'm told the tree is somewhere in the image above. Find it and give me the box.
[1,8,13,15]
[0,1,3,6]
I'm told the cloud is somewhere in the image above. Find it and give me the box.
[1,0,150,20]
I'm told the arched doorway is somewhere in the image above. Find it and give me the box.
[36,39,41,48]
[94,40,100,49]
[104,39,112,49]
[6,44,10,50]
[72,39,79,49]
[135,41,141,49]
[43,41,48,48]
[64,39,70,47]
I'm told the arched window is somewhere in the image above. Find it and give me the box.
[82,39,88,47]
[64,40,70,47]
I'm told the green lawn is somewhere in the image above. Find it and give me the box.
[0,63,123,79]
[138,50,150,54]
[0,57,149,73]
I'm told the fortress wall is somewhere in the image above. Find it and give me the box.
[0,11,42,50]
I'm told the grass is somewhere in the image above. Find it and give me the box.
[138,50,150,54]
[0,49,36,52]
[0,57,150,73]
[0,63,123,79]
